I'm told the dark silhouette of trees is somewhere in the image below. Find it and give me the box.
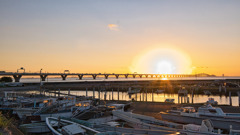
[0,77,13,82]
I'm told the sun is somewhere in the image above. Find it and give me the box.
[130,47,192,74]
[157,61,174,74]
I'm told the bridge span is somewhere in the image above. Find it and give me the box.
[0,72,210,82]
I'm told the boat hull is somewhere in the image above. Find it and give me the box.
[40,111,72,121]
[160,112,240,131]
[20,122,50,133]
[14,108,38,119]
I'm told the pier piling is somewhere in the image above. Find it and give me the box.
[191,89,194,104]
[145,89,147,102]
[152,89,153,102]
[68,89,70,96]
[112,89,113,100]
[58,89,60,97]
[118,87,119,101]
[238,91,240,107]
[98,88,100,99]
[229,91,232,106]
[93,87,95,99]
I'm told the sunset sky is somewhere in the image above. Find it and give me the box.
[0,0,240,76]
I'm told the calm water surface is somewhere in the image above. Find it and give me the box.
[26,90,239,106]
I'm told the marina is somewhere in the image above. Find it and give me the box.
[1,0,240,134]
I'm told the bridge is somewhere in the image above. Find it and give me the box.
[0,72,209,82]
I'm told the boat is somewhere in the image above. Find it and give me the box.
[165,99,175,103]
[40,110,73,121]
[32,96,77,121]
[204,90,212,96]
[14,98,57,119]
[156,89,165,93]
[182,119,215,135]
[112,110,221,135]
[127,87,140,94]
[14,107,39,119]
[19,122,50,134]
[46,117,100,135]
[206,98,218,105]
[160,104,240,131]
[71,100,92,118]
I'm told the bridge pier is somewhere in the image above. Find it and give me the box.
[145,75,148,78]
[78,75,84,80]
[13,75,22,82]
[150,75,153,78]
[104,75,109,79]
[133,75,136,78]
[139,75,142,78]
[115,75,119,79]
[61,75,67,80]
[40,75,48,81]
[92,75,97,79]
[125,75,128,79]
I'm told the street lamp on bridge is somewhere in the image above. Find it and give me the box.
[64,70,70,74]
[17,67,25,73]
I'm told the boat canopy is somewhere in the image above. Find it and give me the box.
[62,124,86,135]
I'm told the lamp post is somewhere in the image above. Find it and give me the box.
[17,67,25,73]
[40,68,42,84]
[40,68,43,96]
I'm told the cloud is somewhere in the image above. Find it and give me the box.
[108,24,119,31]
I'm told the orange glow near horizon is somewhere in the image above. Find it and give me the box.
[130,47,192,74]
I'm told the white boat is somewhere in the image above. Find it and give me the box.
[46,117,100,135]
[14,107,39,119]
[206,98,218,105]
[160,104,240,131]
[40,110,73,121]
[178,104,240,119]
[112,110,220,135]
[33,97,77,121]
[182,119,215,135]
[14,98,57,119]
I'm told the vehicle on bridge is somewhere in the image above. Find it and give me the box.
[5,82,24,87]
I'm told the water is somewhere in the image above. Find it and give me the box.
[26,90,239,106]
[17,77,240,106]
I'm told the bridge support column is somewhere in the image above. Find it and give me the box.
[92,75,97,79]
[61,75,67,80]
[13,75,22,82]
[133,75,136,78]
[115,75,119,79]
[150,75,153,78]
[145,75,148,78]
[78,75,84,80]
[40,75,48,81]
[125,75,128,79]
[139,75,142,78]
[104,75,109,79]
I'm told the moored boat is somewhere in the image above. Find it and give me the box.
[160,104,240,131]
[46,117,100,135]
[19,122,50,134]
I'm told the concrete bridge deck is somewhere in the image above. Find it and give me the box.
[0,72,214,82]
